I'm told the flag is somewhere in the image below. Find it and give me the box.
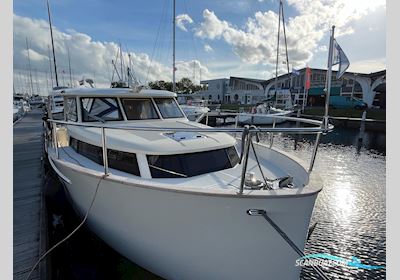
[291,69,300,76]
[332,39,349,79]
[305,67,311,90]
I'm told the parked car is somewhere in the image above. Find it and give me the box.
[329,96,367,109]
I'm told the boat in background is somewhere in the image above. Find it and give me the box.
[13,103,23,122]
[238,103,293,125]
[180,99,210,121]
[238,91,295,125]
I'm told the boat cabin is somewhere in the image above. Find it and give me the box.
[55,88,239,180]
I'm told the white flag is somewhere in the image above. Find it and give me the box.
[332,39,350,79]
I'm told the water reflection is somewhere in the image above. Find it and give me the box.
[45,123,386,279]
[265,130,386,279]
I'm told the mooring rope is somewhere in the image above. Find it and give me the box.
[247,209,331,280]
[25,174,107,280]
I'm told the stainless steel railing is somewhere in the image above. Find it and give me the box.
[46,115,333,194]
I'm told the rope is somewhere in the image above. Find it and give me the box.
[145,0,168,84]
[25,174,107,280]
[247,209,331,280]
[250,140,270,189]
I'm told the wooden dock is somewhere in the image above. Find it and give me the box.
[13,109,47,280]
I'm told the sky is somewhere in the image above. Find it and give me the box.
[13,0,386,95]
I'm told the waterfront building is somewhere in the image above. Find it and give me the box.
[193,68,385,108]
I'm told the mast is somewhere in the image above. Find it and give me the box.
[25,38,34,96]
[34,68,41,95]
[67,45,73,87]
[47,45,54,89]
[273,0,282,100]
[46,0,59,87]
[172,0,176,92]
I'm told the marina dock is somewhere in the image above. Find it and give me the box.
[13,109,47,280]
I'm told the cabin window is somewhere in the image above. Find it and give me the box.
[107,149,140,176]
[81,97,123,122]
[154,98,184,118]
[121,98,159,120]
[147,146,239,178]
[65,97,77,122]
[70,137,140,176]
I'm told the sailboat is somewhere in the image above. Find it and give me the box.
[239,0,294,125]
[41,1,340,280]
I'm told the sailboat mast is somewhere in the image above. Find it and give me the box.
[46,0,59,87]
[274,0,282,98]
[47,45,54,89]
[34,68,41,94]
[25,38,34,96]
[172,0,176,92]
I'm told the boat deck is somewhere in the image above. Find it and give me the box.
[13,109,47,280]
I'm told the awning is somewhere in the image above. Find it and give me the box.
[308,86,341,96]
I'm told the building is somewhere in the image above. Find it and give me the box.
[194,77,267,105]
[193,68,386,108]
[263,68,386,108]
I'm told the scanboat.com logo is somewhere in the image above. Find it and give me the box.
[295,253,385,270]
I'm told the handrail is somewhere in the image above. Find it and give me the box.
[46,113,333,194]
[47,118,333,134]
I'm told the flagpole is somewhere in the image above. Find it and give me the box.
[324,25,335,129]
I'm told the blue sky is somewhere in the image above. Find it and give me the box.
[13,0,386,92]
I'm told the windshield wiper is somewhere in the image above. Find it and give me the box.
[148,164,188,178]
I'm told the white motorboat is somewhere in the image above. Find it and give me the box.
[44,86,332,280]
[46,86,72,120]
[180,100,210,121]
[13,101,24,122]
[47,93,64,120]
[238,102,293,125]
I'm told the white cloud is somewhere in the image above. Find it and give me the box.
[13,14,211,94]
[347,58,386,73]
[22,49,49,61]
[316,45,328,53]
[176,14,193,32]
[204,44,213,52]
[195,1,385,70]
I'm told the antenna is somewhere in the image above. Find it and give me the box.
[46,0,59,87]
[172,0,176,92]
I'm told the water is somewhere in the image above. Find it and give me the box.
[44,126,386,279]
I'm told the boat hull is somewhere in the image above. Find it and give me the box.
[52,157,318,280]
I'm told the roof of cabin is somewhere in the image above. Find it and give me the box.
[52,88,177,98]
[67,119,236,155]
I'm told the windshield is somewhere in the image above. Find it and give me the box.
[81,97,123,122]
[121,98,159,120]
[154,98,184,118]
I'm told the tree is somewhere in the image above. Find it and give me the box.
[148,77,201,93]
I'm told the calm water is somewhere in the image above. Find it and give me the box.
[45,126,386,279]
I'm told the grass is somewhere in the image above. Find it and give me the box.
[219,104,386,120]
[303,107,386,120]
